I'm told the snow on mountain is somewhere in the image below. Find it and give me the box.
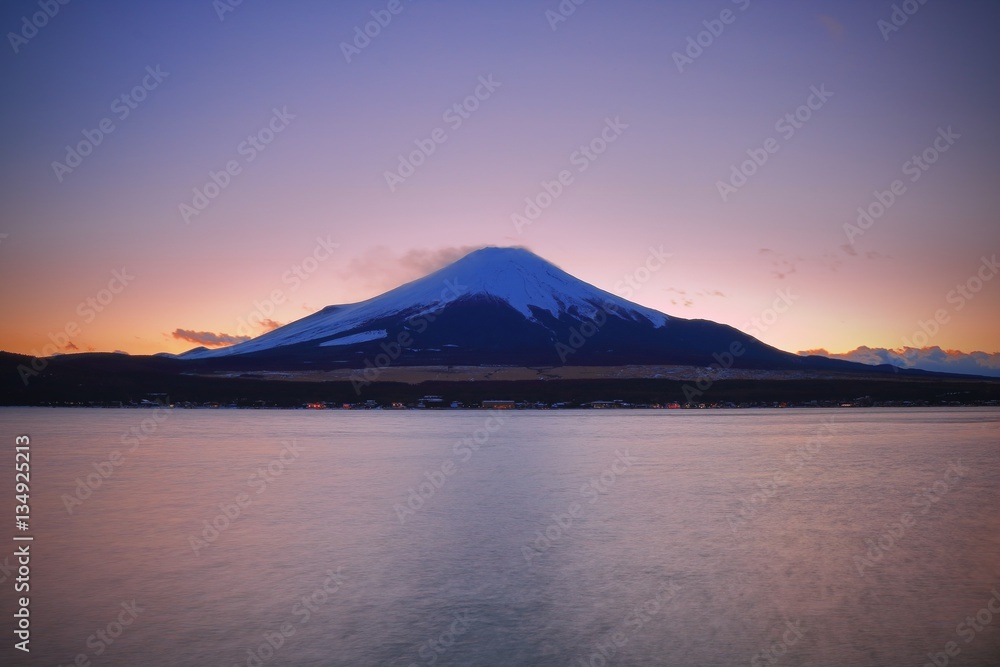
[183,247,668,359]
[318,330,388,347]
[423,246,670,326]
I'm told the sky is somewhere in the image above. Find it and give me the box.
[1,0,998,375]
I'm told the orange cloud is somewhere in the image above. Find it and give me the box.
[171,329,250,348]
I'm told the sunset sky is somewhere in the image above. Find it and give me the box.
[1,1,998,374]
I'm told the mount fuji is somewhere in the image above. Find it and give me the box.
[177,247,879,374]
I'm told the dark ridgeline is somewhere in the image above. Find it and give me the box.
[3,248,995,406]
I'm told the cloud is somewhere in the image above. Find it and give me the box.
[64,341,79,351]
[760,246,892,279]
[820,251,845,273]
[839,245,891,261]
[341,244,487,292]
[398,246,485,275]
[798,346,1000,377]
[259,318,284,332]
[758,248,800,279]
[172,329,251,348]
[663,287,722,307]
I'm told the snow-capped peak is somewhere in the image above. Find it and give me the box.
[417,247,668,324]
[182,246,668,359]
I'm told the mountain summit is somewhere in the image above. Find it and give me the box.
[389,246,669,326]
[179,246,857,373]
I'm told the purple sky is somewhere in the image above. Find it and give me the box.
[1,0,998,374]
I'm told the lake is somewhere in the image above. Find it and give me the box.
[0,407,997,666]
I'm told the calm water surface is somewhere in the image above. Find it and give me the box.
[0,407,997,666]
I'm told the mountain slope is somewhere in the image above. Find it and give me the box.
[175,247,893,374]
[183,247,667,359]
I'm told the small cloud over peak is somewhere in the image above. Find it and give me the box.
[172,329,250,348]
[341,244,488,292]
[398,245,487,274]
